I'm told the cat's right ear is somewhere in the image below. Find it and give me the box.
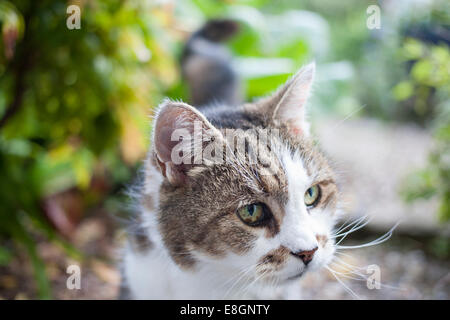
[248,63,315,136]
[152,100,221,186]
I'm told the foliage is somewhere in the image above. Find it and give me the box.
[401,102,450,222]
[394,29,449,222]
[0,0,180,298]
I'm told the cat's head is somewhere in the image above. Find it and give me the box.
[146,63,339,286]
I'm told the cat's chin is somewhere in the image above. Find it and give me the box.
[261,271,306,286]
[283,264,316,282]
[285,271,304,281]
[257,268,308,286]
[279,258,329,284]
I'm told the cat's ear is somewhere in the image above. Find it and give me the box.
[152,100,222,186]
[256,62,315,136]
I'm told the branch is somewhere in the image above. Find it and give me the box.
[0,2,36,129]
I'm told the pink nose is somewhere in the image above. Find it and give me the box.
[291,247,318,265]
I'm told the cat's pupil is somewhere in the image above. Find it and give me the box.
[248,205,255,216]
[308,188,313,196]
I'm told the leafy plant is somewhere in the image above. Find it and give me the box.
[401,103,450,222]
[0,0,180,298]
[395,38,450,222]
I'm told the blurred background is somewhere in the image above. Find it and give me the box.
[0,0,448,299]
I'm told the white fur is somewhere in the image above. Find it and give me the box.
[277,148,336,272]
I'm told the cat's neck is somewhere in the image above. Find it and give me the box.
[123,239,292,299]
[123,221,251,299]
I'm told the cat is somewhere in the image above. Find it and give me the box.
[119,19,340,300]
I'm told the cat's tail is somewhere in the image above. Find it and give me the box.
[181,19,241,107]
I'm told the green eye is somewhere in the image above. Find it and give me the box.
[304,185,321,207]
[237,203,264,225]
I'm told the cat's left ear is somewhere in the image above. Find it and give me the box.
[151,100,223,187]
[253,62,315,136]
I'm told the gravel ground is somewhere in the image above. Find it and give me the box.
[300,244,450,300]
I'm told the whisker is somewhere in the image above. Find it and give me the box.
[222,263,259,298]
[324,104,367,136]
[333,215,368,237]
[220,264,252,290]
[331,256,366,271]
[336,222,400,250]
[325,266,362,300]
[327,266,367,282]
[241,267,270,297]
[332,216,372,240]
[334,251,356,258]
[331,257,405,291]
[333,216,359,235]
[334,216,372,245]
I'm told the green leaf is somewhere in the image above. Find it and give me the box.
[392,81,414,101]
[0,246,12,265]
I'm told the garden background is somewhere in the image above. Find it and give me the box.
[0,0,448,299]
